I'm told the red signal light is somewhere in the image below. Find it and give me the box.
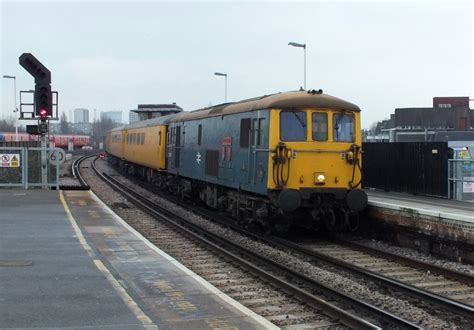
[40,109,48,117]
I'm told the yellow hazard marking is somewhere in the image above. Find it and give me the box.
[12,155,18,161]
[155,280,198,312]
[59,191,157,329]
[60,191,93,255]
[94,259,156,328]
[206,319,238,330]
[87,210,100,219]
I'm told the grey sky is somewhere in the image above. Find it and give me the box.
[1,0,472,128]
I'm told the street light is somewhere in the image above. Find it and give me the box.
[214,72,227,103]
[288,41,306,90]
[3,75,18,141]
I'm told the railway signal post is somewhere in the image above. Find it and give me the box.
[19,53,59,189]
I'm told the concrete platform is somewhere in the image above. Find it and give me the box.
[0,189,275,329]
[365,189,474,247]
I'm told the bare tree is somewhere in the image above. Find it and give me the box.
[60,112,69,134]
[0,116,16,132]
[91,116,120,147]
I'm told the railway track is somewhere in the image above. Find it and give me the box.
[112,164,474,324]
[80,156,419,329]
[71,154,90,189]
[175,196,474,320]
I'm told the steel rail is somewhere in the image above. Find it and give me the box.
[175,201,474,320]
[71,154,91,189]
[334,238,474,286]
[120,170,474,322]
[88,159,419,330]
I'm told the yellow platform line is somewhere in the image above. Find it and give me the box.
[59,191,157,329]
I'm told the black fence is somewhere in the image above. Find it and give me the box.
[362,142,449,198]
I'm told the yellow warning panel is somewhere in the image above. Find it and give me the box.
[0,154,20,168]
[11,155,19,167]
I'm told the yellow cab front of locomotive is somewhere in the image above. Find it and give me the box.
[267,107,363,204]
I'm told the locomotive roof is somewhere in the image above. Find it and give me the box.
[171,90,360,122]
[116,90,360,131]
[107,112,180,132]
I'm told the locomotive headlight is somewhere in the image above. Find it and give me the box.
[314,172,326,184]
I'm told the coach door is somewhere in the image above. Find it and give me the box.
[174,126,181,168]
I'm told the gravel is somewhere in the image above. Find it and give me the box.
[83,158,472,328]
[350,237,474,276]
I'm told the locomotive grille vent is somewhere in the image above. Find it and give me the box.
[205,150,219,177]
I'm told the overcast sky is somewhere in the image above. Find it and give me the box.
[1,0,472,128]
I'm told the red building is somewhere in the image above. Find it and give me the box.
[433,96,470,109]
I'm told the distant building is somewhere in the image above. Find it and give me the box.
[129,111,140,124]
[130,103,183,122]
[74,108,89,123]
[102,111,122,124]
[371,96,474,142]
[71,123,92,135]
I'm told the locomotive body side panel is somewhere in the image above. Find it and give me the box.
[166,109,270,195]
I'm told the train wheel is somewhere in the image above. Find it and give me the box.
[348,213,360,232]
[325,209,337,231]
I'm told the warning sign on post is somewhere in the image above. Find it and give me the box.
[463,177,474,193]
[1,154,20,167]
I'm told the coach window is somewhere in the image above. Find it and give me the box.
[158,131,162,146]
[312,112,328,141]
[198,124,202,146]
[333,113,355,142]
[280,111,307,141]
[240,118,251,148]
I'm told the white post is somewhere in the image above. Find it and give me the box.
[2,75,19,141]
[225,75,228,103]
[41,133,48,189]
[288,42,307,90]
[303,45,306,90]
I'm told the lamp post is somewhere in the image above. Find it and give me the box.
[214,72,227,103]
[2,75,18,141]
[288,41,306,90]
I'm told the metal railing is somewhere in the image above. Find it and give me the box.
[0,147,27,188]
[448,159,474,201]
[0,146,61,189]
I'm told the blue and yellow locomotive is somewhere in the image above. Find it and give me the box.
[106,90,367,231]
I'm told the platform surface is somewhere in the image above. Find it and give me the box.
[0,190,274,329]
[366,189,474,224]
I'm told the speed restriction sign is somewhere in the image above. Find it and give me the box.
[49,149,66,166]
